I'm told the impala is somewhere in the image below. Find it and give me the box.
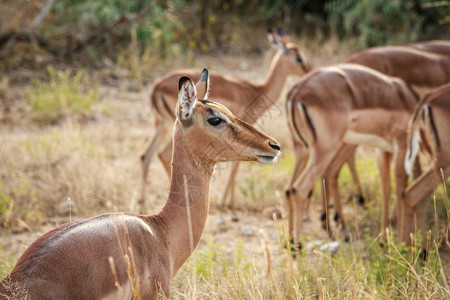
[0,69,281,299]
[309,40,450,235]
[140,29,310,222]
[402,83,450,244]
[285,64,419,246]
[409,40,450,58]
[346,45,450,88]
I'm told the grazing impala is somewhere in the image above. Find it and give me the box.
[285,64,419,246]
[308,40,450,235]
[346,45,450,88]
[140,29,310,221]
[409,40,450,58]
[0,70,280,299]
[402,83,450,244]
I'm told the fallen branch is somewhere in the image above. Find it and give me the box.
[0,30,62,56]
[30,0,57,30]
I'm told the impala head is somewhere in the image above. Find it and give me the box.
[176,69,281,164]
[268,28,312,74]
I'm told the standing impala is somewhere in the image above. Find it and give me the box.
[0,70,280,299]
[308,40,450,236]
[284,64,419,246]
[346,45,450,88]
[402,83,450,244]
[140,29,310,221]
[409,40,450,58]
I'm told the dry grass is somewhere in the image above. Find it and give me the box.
[1,38,449,298]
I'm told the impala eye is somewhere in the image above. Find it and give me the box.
[296,55,303,63]
[207,117,224,126]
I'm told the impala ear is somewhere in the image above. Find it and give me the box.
[177,76,197,121]
[195,68,210,99]
[267,28,288,50]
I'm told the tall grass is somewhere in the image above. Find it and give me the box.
[170,225,449,299]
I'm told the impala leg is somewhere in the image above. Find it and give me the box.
[140,122,168,210]
[393,147,409,243]
[158,140,174,177]
[285,143,308,243]
[293,144,311,222]
[228,162,241,222]
[291,147,342,245]
[217,162,240,224]
[400,165,449,244]
[377,151,392,233]
[325,144,358,241]
[320,176,332,236]
[347,153,365,205]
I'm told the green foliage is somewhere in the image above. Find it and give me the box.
[0,248,16,280]
[326,0,449,47]
[326,0,420,46]
[188,238,252,282]
[27,67,98,124]
[191,242,223,279]
[0,183,12,215]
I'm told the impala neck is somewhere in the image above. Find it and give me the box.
[157,126,214,274]
[260,50,290,103]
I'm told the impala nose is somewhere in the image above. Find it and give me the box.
[269,142,281,151]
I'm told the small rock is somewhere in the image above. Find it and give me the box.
[58,200,76,216]
[216,214,226,225]
[319,241,340,255]
[269,233,278,240]
[241,225,255,236]
[262,206,283,221]
[305,240,324,251]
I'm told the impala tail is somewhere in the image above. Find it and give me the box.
[286,91,316,148]
[405,102,440,176]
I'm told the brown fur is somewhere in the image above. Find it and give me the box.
[409,40,450,58]
[0,72,280,299]
[285,64,419,243]
[346,45,450,88]
[401,83,450,243]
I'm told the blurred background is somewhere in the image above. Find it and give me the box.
[1,0,449,74]
[1,1,450,297]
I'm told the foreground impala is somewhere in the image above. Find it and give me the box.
[0,70,280,299]
[140,29,310,221]
[285,64,419,246]
[401,83,450,244]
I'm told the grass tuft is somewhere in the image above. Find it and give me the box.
[27,67,98,124]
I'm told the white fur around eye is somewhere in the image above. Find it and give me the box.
[178,81,197,119]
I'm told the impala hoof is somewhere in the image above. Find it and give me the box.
[334,212,340,222]
[231,214,239,222]
[216,214,226,225]
[419,249,428,261]
[283,239,302,257]
[357,195,365,206]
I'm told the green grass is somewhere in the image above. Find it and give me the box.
[27,67,98,124]
[170,225,449,299]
